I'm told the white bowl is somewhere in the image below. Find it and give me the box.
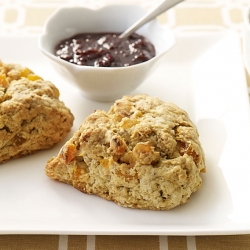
[38,5,175,102]
[244,5,250,75]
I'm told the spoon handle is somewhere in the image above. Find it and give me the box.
[119,0,184,39]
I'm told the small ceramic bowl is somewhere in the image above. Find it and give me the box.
[244,5,250,75]
[38,5,175,102]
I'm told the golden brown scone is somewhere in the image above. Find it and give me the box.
[0,61,74,163]
[45,94,205,210]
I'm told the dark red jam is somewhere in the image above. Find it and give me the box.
[54,32,155,67]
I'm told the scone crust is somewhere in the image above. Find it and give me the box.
[46,94,205,210]
[0,61,74,163]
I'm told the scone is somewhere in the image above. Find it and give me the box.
[45,94,205,210]
[0,61,74,163]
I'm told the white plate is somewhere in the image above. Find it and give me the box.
[0,31,250,236]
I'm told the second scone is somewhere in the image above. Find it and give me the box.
[45,94,206,210]
[0,61,74,163]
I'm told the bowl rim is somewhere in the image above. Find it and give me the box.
[41,5,146,33]
[38,4,175,71]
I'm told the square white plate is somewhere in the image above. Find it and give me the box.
[0,31,250,235]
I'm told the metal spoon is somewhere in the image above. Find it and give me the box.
[119,0,184,39]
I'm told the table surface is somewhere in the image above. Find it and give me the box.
[1,0,250,249]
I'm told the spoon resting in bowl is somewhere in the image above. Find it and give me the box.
[119,0,185,39]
